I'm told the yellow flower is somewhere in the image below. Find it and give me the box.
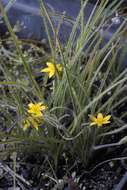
[23,116,43,131]
[27,102,47,117]
[22,102,47,131]
[41,62,63,78]
[90,113,111,127]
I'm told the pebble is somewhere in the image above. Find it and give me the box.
[0,167,3,176]
[8,187,20,190]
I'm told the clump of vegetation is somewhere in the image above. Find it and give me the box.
[0,0,127,189]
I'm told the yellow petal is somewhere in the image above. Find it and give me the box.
[103,115,111,122]
[47,62,55,71]
[89,115,97,123]
[28,103,34,108]
[103,121,110,124]
[40,105,48,111]
[49,71,55,78]
[97,113,103,122]
[90,122,96,126]
[46,62,53,67]
[98,123,103,127]
[97,113,103,119]
[38,102,43,106]
[34,112,43,117]
[41,68,50,73]
[28,109,34,114]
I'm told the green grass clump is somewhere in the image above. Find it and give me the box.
[0,0,127,186]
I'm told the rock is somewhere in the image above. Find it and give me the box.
[8,187,20,190]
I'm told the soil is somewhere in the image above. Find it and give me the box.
[0,156,126,190]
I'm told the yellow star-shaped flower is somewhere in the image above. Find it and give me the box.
[41,62,63,78]
[90,113,111,127]
[27,102,47,117]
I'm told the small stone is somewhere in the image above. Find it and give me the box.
[109,161,114,168]
[57,179,64,189]
[0,167,3,176]
[71,171,76,179]
[111,17,120,25]
[8,187,20,190]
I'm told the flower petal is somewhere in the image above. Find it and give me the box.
[98,123,103,127]
[103,115,111,122]
[41,68,50,73]
[46,62,53,67]
[28,109,34,114]
[89,115,97,122]
[103,121,110,124]
[28,103,34,108]
[38,102,43,106]
[47,62,55,71]
[49,71,55,78]
[97,113,103,121]
[40,105,48,111]
[97,113,104,126]
[90,122,96,126]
